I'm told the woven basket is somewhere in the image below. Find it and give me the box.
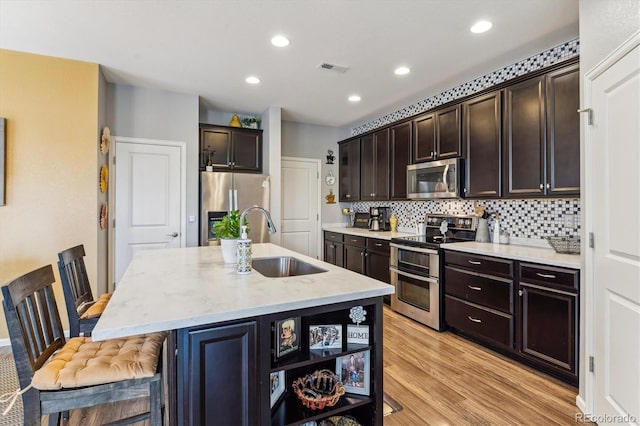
[547,237,580,254]
[291,369,345,410]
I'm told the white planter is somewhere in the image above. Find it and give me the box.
[220,238,238,264]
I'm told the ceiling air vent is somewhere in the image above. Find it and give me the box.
[319,62,349,73]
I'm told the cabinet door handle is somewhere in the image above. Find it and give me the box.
[546,183,551,189]
[351,239,358,242]
[346,194,351,198]
[468,285,482,291]
[539,183,543,190]
[536,272,557,279]
[361,251,365,256]
[375,243,382,247]
[468,260,482,265]
[518,289,523,296]
[468,316,482,323]
[330,244,334,249]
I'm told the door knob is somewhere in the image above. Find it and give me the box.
[167,232,179,238]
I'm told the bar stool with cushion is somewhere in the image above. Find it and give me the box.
[1,264,166,426]
[57,244,112,336]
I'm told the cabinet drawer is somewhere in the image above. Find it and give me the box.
[445,251,514,278]
[366,238,390,253]
[445,266,513,313]
[344,235,366,248]
[519,263,578,292]
[324,231,344,243]
[445,296,514,349]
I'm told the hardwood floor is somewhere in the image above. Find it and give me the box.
[382,306,582,425]
[0,305,582,425]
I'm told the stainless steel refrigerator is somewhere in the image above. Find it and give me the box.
[200,171,271,245]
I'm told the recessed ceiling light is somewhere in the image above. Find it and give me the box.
[470,20,493,34]
[245,76,260,84]
[394,66,411,76]
[348,95,361,103]
[271,35,290,47]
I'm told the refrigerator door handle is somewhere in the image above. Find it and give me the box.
[228,189,233,211]
[233,190,238,211]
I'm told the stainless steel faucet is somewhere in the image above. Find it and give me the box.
[240,205,277,235]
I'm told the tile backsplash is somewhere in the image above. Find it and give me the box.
[350,199,580,240]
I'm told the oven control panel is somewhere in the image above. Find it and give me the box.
[425,214,478,231]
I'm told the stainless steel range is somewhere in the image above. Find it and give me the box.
[389,214,477,330]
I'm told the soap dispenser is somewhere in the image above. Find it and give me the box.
[237,225,252,274]
[492,216,501,244]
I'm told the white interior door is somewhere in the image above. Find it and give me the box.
[585,31,640,423]
[281,158,320,258]
[114,138,185,286]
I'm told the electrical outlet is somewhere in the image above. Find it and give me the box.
[563,214,575,228]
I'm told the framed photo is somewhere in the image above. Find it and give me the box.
[309,324,342,350]
[270,370,285,408]
[336,350,370,396]
[347,324,369,345]
[274,316,301,360]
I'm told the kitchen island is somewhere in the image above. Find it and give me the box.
[93,243,394,426]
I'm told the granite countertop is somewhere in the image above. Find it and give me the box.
[440,241,581,269]
[92,243,394,341]
[322,225,414,240]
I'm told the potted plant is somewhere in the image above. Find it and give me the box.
[212,210,249,263]
[241,116,261,129]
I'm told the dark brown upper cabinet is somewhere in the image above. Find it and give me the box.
[199,124,262,172]
[503,76,546,197]
[361,129,390,201]
[503,64,580,197]
[463,91,502,198]
[339,138,361,202]
[413,104,462,163]
[546,64,580,196]
[390,121,412,200]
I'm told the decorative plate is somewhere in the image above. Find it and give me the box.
[100,202,108,230]
[100,165,109,193]
[101,127,111,155]
[325,170,335,186]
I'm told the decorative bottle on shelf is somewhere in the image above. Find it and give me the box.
[237,226,252,274]
[389,214,398,232]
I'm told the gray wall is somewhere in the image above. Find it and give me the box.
[580,0,640,72]
[577,0,640,410]
[282,121,350,225]
[106,84,200,246]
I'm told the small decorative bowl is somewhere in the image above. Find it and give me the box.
[292,369,345,411]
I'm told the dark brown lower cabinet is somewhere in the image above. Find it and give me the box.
[444,250,579,385]
[324,240,344,267]
[178,321,258,426]
[343,236,366,274]
[517,263,578,384]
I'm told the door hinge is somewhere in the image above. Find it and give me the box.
[317,213,319,221]
[175,348,178,358]
[112,219,116,228]
[317,171,319,179]
[589,232,594,248]
[112,156,116,165]
[589,356,594,373]
[577,108,593,125]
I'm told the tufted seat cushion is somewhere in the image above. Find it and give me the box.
[31,332,167,390]
[79,293,112,319]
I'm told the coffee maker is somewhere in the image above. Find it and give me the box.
[369,206,391,231]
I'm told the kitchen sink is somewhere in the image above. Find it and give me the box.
[252,256,328,278]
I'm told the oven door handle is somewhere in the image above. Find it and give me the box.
[390,243,438,255]
[390,266,438,283]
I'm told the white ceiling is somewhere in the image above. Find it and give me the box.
[0,0,579,128]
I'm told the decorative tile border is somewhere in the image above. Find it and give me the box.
[351,199,580,240]
[352,38,580,136]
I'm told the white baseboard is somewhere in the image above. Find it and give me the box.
[576,394,587,414]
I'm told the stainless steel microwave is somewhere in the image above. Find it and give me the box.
[406,158,462,199]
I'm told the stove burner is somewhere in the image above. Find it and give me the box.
[391,213,478,249]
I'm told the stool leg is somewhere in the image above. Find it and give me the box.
[150,378,162,426]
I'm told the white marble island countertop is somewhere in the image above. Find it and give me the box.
[440,241,581,269]
[92,243,394,341]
